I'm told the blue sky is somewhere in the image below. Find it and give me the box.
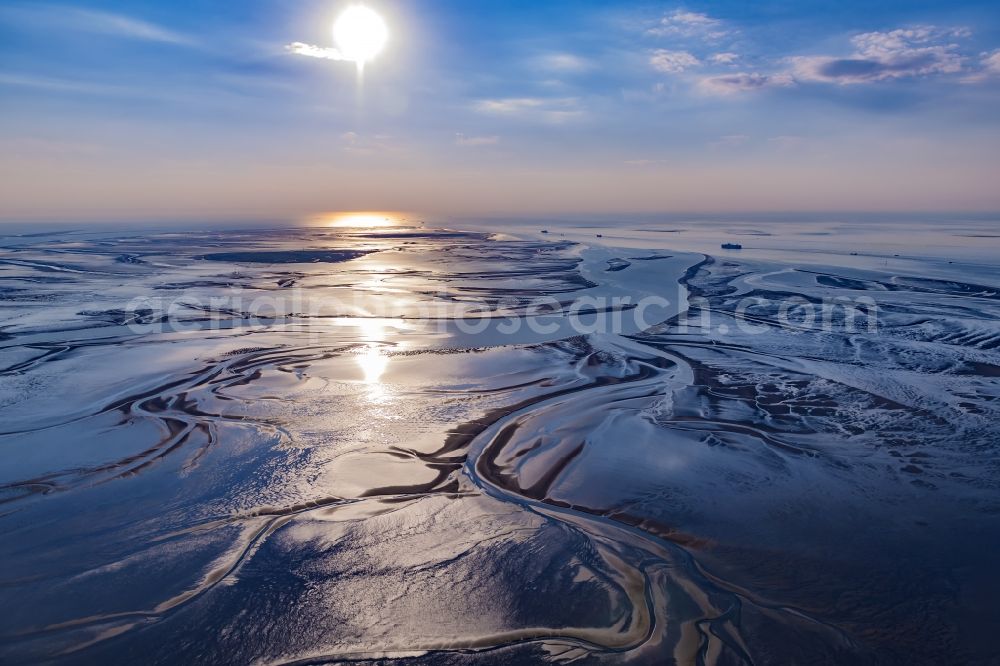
[2,0,999,221]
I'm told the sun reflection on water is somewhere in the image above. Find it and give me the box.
[308,211,411,228]
[343,317,413,404]
[358,344,389,384]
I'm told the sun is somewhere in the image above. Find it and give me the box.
[334,6,388,66]
[306,211,407,228]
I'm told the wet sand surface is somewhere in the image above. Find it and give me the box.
[1,221,999,664]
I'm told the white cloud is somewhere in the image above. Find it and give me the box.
[791,26,970,84]
[648,10,729,40]
[853,26,969,58]
[959,48,1000,83]
[710,52,740,65]
[340,132,394,155]
[0,73,122,95]
[650,49,700,74]
[984,49,1000,74]
[0,5,194,46]
[645,12,741,77]
[74,8,193,45]
[473,97,582,123]
[691,25,980,93]
[286,42,345,61]
[697,72,794,95]
[537,53,591,73]
[455,134,500,147]
[475,98,544,113]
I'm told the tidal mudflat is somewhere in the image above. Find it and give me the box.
[1,222,998,664]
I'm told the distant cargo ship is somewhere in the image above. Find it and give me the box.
[721,242,743,250]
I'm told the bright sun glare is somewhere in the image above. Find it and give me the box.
[334,6,388,65]
[321,212,402,228]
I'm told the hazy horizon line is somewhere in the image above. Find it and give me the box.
[1,209,999,227]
